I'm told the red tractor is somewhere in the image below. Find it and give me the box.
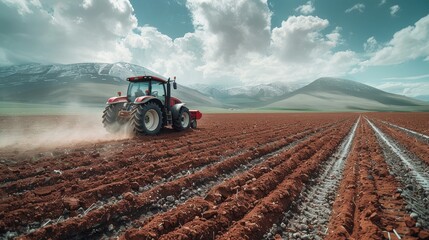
[102,75,202,135]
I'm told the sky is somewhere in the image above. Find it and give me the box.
[0,0,428,99]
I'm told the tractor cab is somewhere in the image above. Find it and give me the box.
[103,75,202,135]
[126,76,167,104]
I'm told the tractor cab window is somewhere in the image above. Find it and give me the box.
[151,81,166,104]
[128,81,150,102]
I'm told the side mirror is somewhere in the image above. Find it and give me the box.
[173,81,177,89]
[117,91,122,96]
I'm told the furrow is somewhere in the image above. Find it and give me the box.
[367,118,429,229]
[382,120,429,141]
[0,121,290,193]
[117,123,340,239]
[372,119,429,165]
[157,120,354,240]
[17,121,337,239]
[263,117,359,239]
[0,121,326,235]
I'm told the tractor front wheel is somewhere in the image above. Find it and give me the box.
[132,102,163,135]
[173,107,191,131]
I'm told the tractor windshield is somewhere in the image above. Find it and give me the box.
[151,81,166,104]
[128,81,150,102]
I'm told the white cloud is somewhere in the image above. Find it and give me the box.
[390,5,400,16]
[265,16,359,82]
[0,0,362,87]
[345,3,365,13]
[383,74,429,81]
[186,0,272,62]
[82,0,93,9]
[295,1,315,15]
[363,14,429,66]
[379,0,386,6]
[159,12,358,86]
[123,27,205,84]
[179,0,273,85]
[0,0,137,64]
[377,82,429,97]
[271,16,330,62]
[364,36,378,52]
[0,0,41,15]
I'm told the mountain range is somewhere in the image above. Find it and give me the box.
[0,62,427,112]
[266,77,428,111]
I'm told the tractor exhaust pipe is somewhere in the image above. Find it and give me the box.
[166,77,171,111]
[166,76,177,112]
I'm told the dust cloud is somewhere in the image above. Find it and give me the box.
[0,113,132,151]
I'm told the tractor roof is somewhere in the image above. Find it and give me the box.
[126,75,167,83]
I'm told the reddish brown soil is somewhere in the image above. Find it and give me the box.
[371,119,429,165]
[0,113,427,240]
[367,112,429,136]
[125,120,353,240]
[326,119,426,239]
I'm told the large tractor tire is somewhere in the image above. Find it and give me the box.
[102,104,122,133]
[173,107,191,131]
[132,102,163,135]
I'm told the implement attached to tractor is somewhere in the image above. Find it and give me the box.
[102,75,202,135]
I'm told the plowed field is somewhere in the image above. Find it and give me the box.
[0,113,428,240]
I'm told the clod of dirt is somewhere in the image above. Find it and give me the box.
[130,182,139,191]
[202,210,217,219]
[123,192,134,202]
[33,186,55,196]
[63,197,80,211]
[404,216,416,228]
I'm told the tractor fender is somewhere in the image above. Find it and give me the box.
[134,96,156,104]
[134,96,163,107]
[107,96,128,105]
[171,103,186,120]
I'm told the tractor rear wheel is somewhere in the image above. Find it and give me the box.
[132,102,163,135]
[173,107,191,131]
[102,104,121,133]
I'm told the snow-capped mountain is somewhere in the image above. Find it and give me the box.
[0,62,221,108]
[0,62,162,84]
[193,82,293,98]
[189,82,304,108]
